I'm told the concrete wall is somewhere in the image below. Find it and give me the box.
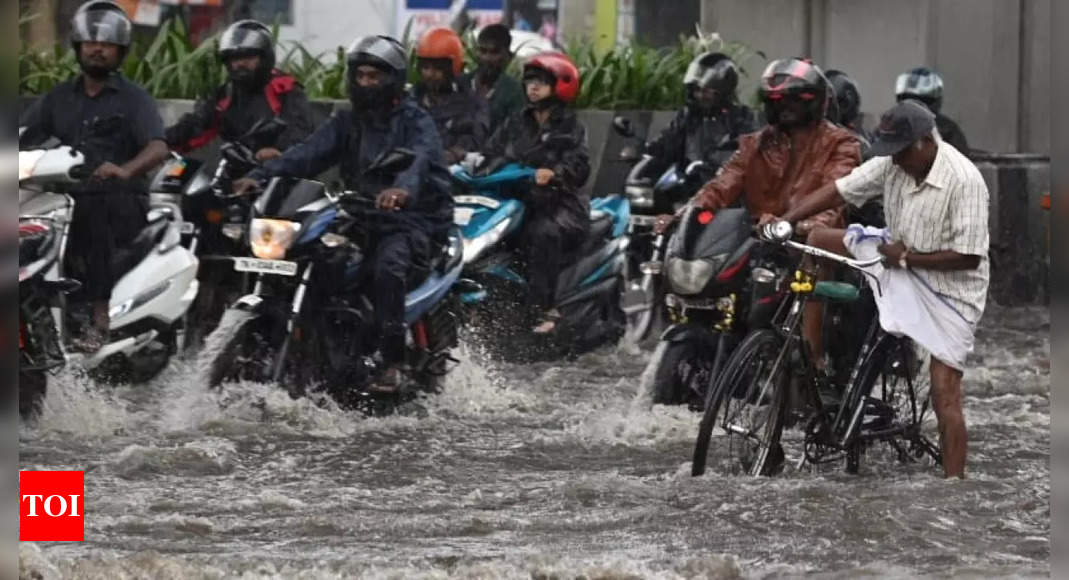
[700,0,1049,155]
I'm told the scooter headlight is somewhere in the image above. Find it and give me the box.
[249,218,301,260]
[462,218,511,264]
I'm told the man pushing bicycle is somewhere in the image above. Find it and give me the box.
[764,99,990,478]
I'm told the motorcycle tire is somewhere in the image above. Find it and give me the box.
[198,308,260,388]
[650,339,705,406]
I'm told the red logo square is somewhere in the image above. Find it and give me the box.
[20,471,84,541]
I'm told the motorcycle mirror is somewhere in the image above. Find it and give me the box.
[611,116,635,138]
[220,142,255,166]
[368,148,417,174]
[243,118,288,143]
[684,160,708,178]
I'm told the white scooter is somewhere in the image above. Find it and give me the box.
[19,140,199,404]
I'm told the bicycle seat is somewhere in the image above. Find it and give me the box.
[813,281,860,302]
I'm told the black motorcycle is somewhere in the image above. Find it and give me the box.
[197,150,464,414]
[641,206,793,408]
[611,116,719,345]
[151,119,287,347]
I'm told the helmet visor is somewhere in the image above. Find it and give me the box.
[220,27,272,53]
[71,9,131,47]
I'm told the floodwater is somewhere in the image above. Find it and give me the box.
[18,305,1048,579]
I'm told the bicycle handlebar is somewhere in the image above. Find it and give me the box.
[758,220,885,296]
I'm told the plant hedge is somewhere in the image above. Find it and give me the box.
[20,18,763,110]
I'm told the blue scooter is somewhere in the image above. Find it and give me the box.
[450,159,631,359]
[198,150,463,413]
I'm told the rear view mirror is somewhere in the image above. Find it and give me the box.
[243,118,288,143]
[611,116,635,138]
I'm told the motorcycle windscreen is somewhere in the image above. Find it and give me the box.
[255,178,327,219]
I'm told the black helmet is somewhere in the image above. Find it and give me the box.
[895,67,943,114]
[70,1,132,49]
[683,52,739,99]
[218,20,275,88]
[826,69,862,125]
[219,20,275,67]
[346,35,408,111]
[758,57,829,127]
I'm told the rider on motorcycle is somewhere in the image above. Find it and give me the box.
[644,52,761,173]
[479,52,590,334]
[165,19,314,159]
[19,0,170,352]
[895,67,970,155]
[655,57,862,377]
[413,26,490,165]
[459,24,526,134]
[233,35,454,392]
[826,69,873,152]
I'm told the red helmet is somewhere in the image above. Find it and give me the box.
[416,26,465,77]
[523,52,580,103]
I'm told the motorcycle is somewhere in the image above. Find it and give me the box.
[19,140,199,414]
[150,119,287,348]
[450,153,631,361]
[197,149,463,413]
[641,206,790,408]
[611,116,719,345]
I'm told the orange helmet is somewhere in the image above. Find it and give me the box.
[416,27,465,77]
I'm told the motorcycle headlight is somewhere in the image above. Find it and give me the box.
[462,218,511,264]
[249,218,301,260]
[667,253,728,295]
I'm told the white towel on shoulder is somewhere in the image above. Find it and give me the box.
[843,224,976,371]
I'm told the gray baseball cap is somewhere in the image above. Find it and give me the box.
[868,99,936,157]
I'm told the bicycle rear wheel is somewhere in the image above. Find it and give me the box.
[692,329,789,477]
[839,334,940,474]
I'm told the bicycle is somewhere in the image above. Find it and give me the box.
[691,221,942,477]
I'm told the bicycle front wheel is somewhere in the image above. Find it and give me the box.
[693,329,789,477]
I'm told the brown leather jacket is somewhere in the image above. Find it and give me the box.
[693,120,862,228]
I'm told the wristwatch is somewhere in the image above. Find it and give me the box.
[899,248,910,269]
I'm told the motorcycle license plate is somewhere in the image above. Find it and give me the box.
[233,257,298,277]
[179,222,195,235]
[454,207,475,226]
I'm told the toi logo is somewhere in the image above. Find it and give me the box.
[20,471,84,541]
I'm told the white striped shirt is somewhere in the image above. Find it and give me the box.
[835,142,990,325]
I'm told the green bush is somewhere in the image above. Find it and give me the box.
[20,19,762,110]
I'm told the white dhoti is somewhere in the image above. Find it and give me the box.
[843,225,976,371]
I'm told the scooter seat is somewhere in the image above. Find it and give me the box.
[111,219,170,282]
[580,210,614,254]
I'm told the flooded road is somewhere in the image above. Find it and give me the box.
[19,305,1048,579]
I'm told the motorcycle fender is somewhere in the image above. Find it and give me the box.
[658,323,717,347]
